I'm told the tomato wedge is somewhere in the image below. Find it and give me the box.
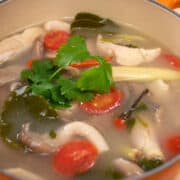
[80,88,122,114]
[44,30,70,51]
[53,141,97,176]
[162,54,180,69]
[114,117,125,129]
[70,56,113,68]
[166,135,180,156]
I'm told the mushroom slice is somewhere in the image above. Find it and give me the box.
[44,20,70,32]
[4,168,43,180]
[97,35,161,66]
[19,123,60,154]
[0,27,44,65]
[113,158,143,176]
[130,115,165,160]
[19,121,109,154]
[57,121,109,154]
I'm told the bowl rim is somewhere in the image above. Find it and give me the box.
[147,0,180,17]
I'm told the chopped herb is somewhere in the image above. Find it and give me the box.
[21,60,55,83]
[126,118,136,131]
[77,56,113,93]
[59,77,94,101]
[55,36,91,70]
[138,158,164,171]
[135,102,148,112]
[21,36,113,109]
[49,130,57,139]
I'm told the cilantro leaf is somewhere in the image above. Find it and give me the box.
[55,36,91,68]
[50,86,71,108]
[77,56,113,93]
[59,77,94,101]
[21,60,54,83]
[20,35,114,109]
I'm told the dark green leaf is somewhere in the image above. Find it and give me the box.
[138,158,164,171]
[71,12,120,34]
[49,130,57,139]
[59,77,94,102]
[135,103,148,112]
[50,86,71,108]
[126,118,136,131]
[77,56,113,93]
[55,36,91,69]
[21,60,54,83]
[0,93,61,149]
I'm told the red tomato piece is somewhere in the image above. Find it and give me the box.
[44,30,70,51]
[166,135,180,156]
[80,88,122,114]
[114,117,125,129]
[53,141,98,176]
[70,56,113,68]
[162,54,180,69]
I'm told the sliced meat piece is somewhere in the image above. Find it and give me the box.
[0,27,44,65]
[97,35,161,66]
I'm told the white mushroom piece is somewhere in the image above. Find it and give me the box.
[4,168,43,180]
[0,27,44,65]
[19,121,109,154]
[113,158,143,177]
[130,115,165,161]
[97,35,161,66]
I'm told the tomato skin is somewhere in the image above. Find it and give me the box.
[53,141,98,176]
[166,135,180,156]
[70,56,113,68]
[80,88,122,114]
[114,117,125,129]
[44,30,70,51]
[162,54,180,69]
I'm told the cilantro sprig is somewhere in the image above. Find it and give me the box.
[21,36,114,109]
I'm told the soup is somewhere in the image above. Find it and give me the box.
[0,12,179,180]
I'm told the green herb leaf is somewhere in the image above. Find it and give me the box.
[21,60,54,83]
[77,56,113,93]
[49,130,57,139]
[55,36,91,68]
[20,36,114,109]
[126,118,136,131]
[59,77,94,101]
[135,103,148,112]
[138,158,164,171]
